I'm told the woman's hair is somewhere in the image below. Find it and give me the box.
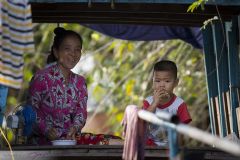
[153,60,178,79]
[47,27,83,64]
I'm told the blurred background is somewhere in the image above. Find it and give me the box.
[5,23,208,147]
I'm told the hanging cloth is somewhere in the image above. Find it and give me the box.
[0,0,34,89]
[122,105,146,160]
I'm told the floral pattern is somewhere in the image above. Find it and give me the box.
[29,64,88,139]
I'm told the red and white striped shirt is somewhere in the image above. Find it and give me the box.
[142,94,191,146]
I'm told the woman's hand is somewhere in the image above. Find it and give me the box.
[66,126,77,140]
[47,128,58,140]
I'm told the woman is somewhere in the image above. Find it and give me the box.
[29,27,87,144]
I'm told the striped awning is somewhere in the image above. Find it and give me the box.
[0,0,35,89]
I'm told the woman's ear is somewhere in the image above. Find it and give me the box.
[53,48,58,59]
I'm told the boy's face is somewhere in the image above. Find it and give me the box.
[152,70,178,94]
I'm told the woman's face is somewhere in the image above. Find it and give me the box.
[54,35,82,70]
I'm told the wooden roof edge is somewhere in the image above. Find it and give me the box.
[29,1,240,26]
[28,0,240,6]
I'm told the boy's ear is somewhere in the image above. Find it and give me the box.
[174,78,179,87]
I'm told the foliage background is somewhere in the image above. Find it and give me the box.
[6,23,209,147]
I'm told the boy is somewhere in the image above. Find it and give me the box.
[142,60,191,146]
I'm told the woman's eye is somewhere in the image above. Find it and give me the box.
[64,47,70,51]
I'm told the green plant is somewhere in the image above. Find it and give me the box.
[187,0,208,12]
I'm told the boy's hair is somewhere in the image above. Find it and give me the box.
[153,60,178,79]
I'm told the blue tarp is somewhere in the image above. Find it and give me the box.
[84,24,203,49]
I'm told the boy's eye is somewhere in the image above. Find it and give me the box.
[75,48,81,53]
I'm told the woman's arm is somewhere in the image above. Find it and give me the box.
[28,73,49,136]
[73,80,88,132]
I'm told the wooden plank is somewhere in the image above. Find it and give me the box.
[223,91,231,134]
[1,145,239,160]
[210,97,218,135]
[236,107,240,137]
[2,145,169,160]
[214,96,221,136]
[211,97,220,136]
[226,91,233,133]
[225,18,240,135]
[183,147,240,160]
[202,24,218,135]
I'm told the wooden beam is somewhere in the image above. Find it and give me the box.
[30,3,240,26]
[28,0,240,6]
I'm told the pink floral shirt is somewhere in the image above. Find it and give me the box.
[29,64,88,138]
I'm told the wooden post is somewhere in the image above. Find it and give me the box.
[211,97,219,135]
[236,107,240,137]
[202,24,219,136]
[225,18,240,136]
[211,22,229,137]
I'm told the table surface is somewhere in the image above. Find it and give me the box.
[0,145,239,160]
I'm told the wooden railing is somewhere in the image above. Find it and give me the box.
[138,110,240,160]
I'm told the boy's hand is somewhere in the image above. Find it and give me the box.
[153,89,170,102]
[149,89,171,113]
[159,90,170,99]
